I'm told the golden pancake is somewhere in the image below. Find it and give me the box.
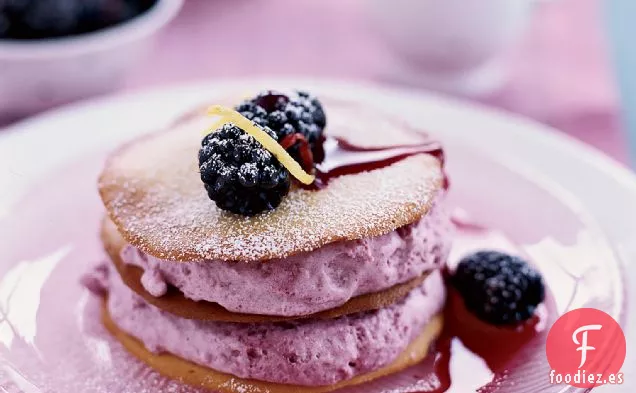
[102,301,443,393]
[98,98,444,262]
[101,216,430,323]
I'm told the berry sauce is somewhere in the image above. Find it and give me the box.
[409,213,554,393]
[305,135,446,190]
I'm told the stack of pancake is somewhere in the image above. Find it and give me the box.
[87,98,452,393]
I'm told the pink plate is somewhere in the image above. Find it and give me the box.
[0,80,629,393]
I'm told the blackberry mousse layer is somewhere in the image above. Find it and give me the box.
[99,268,445,386]
[119,199,451,316]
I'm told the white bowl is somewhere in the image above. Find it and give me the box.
[0,0,183,119]
[366,0,542,96]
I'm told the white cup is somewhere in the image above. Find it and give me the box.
[367,0,549,95]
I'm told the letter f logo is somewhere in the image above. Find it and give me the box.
[572,324,603,368]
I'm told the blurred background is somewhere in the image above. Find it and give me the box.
[0,0,634,166]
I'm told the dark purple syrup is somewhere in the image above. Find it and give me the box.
[305,136,446,190]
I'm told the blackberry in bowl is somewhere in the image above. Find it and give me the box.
[1,0,159,40]
[0,0,183,117]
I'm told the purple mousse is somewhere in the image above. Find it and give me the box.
[120,199,452,316]
[100,267,445,386]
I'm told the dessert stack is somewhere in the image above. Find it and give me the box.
[85,90,453,392]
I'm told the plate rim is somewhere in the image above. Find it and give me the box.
[0,77,634,393]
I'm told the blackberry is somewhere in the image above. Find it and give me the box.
[235,90,326,165]
[198,124,290,216]
[452,251,545,326]
[0,0,156,39]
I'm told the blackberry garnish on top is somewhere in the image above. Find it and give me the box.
[451,250,545,326]
[235,90,327,166]
[198,123,290,216]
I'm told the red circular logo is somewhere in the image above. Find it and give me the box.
[546,308,626,388]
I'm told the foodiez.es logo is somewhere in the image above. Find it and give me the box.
[573,324,602,368]
[546,308,626,388]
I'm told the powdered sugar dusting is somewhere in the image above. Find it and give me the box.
[98,99,444,262]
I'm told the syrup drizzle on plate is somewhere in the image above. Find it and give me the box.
[416,214,553,393]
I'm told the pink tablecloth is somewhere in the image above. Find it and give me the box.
[126,0,628,163]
